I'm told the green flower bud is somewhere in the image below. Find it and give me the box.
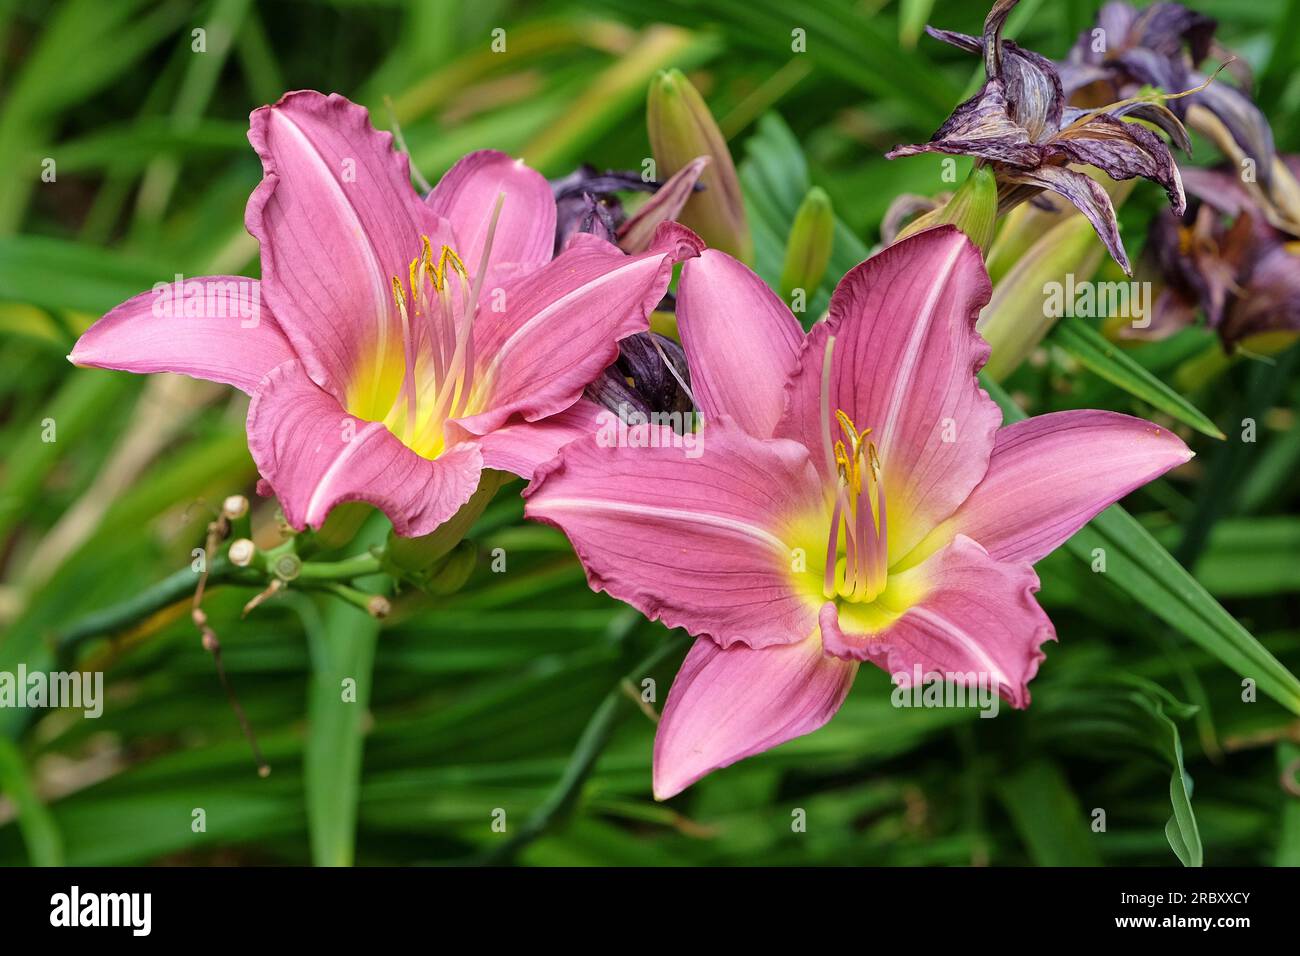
[979,214,1104,381]
[780,187,834,306]
[647,69,752,262]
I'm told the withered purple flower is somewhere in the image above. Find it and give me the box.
[1059,3,1272,187]
[556,159,707,420]
[550,160,707,255]
[887,0,1188,274]
[1059,1,1300,236]
[1143,160,1300,352]
[551,166,652,252]
[585,331,694,419]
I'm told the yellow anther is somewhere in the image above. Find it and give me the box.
[834,410,857,448]
[408,254,422,311]
[392,238,468,317]
[833,439,849,475]
[832,410,877,496]
[423,240,467,293]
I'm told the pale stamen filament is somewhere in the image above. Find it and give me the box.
[416,236,447,387]
[821,408,889,603]
[391,275,419,441]
[649,335,696,410]
[415,192,507,452]
[433,267,455,383]
[818,335,838,483]
[451,266,476,420]
[823,484,845,598]
[456,191,505,419]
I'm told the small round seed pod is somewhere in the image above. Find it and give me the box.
[272,552,302,582]
[228,538,257,568]
[221,494,250,521]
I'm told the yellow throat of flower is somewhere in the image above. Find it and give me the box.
[349,193,506,460]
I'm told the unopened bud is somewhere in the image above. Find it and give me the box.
[647,69,751,262]
[367,595,391,619]
[780,186,834,304]
[979,214,1102,381]
[314,501,371,551]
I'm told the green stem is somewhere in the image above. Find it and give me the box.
[318,581,385,615]
[471,634,690,865]
[55,556,258,656]
[56,547,384,658]
[297,552,383,580]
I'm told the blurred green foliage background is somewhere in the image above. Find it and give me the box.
[1,0,1298,866]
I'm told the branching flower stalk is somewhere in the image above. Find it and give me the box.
[190,495,270,778]
[54,485,479,774]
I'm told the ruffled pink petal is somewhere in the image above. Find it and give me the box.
[776,226,999,561]
[919,410,1193,566]
[820,535,1054,709]
[459,223,703,436]
[426,149,557,278]
[245,90,449,417]
[653,636,858,799]
[524,417,823,650]
[677,249,804,439]
[472,398,604,480]
[70,277,293,395]
[247,360,483,536]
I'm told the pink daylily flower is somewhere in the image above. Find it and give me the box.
[70,91,701,536]
[524,225,1193,798]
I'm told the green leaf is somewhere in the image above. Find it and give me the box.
[598,0,960,117]
[1052,318,1225,439]
[1035,676,1202,866]
[292,515,392,867]
[0,0,187,232]
[1139,684,1202,867]
[0,369,133,543]
[0,739,64,866]
[899,0,937,48]
[740,113,869,319]
[982,374,1300,716]
[996,760,1101,865]
[521,26,720,173]
[1277,742,1300,866]
[0,236,162,314]
[1154,517,1300,597]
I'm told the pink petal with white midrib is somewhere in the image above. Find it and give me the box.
[653,636,858,799]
